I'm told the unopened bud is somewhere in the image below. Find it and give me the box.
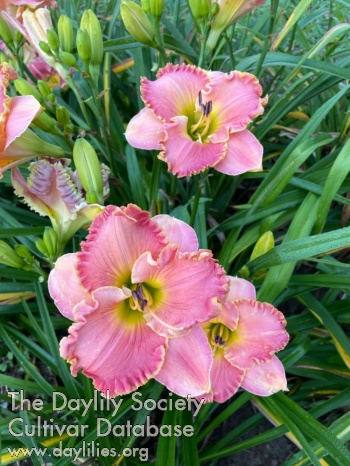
[73,138,104,205]
[14,77,45,105]
[56,105,70,127]
[239,265,250,279]
[47,29,60,54]
[149,0,164,19]
[37,80,52,98]
[250,231,274,261]
[76,28,91,68]
[58,14,74,53]
[13,29,22,44]
[64,123,74,134]
[33,112,61,135]
[59,51,77,67]
[43,227,58,259]
[0,241,25,268]
[14,245,34,269]
[121,0,156,47]
[36,238,48,257]
[39,41,52,55]
[210,1,219,17]
[0,16,13,47]
[141,0,151,13]
[80,9,103,80]
[189,0,211,20]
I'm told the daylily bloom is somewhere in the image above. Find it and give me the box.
[125,63,267,177]
[207,1,267,50]
[199,277,289,402]
[48,205,228,397]
[0,63,64,178]
[1,7,66,81]
[11,158,109,250]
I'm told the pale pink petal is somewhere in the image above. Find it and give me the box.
[48,253,92,320]
[159,116,226,177]
[141,63,209,122]
[209,349,245,403]
[203,72,267,143]
[156,325,212,397]
[60,286,167,397]
[225,299,289,370]
[77,204,168,292]
[5,96,43,149]
[125,107,164,150]
[131,245,228,336]
[241,356,288,396]
[214,130,263,175]
[153,214,198,252]
[227,276,256,301]
[218,300,239,331]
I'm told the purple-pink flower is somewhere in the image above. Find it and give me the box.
[125,63,267,177]
[48,205,228,397]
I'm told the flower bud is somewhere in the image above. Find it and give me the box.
[13,29,22,44]
[43,227,58,259]
[39,40,52,55]
[141,0,151,13]
[76,28,91,69]
[37,79,52,98]
[121,0,156,47]
[0,16,14,47]
[14,245,32,260]
[0,241,25,269]
[14,77,45,105]
[149,0,164,19]
[56,105,70,127]
[80,9,103,80]
[58,14,74,53]
[207,0,266,50]
[59,51,77,67]
[32,112,62,135]
[188,0,211,20]
[250,231,274,261]
[73,138,104,205]
[46,29,59,54]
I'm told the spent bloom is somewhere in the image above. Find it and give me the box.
[11,158,109,249]
[207,1,266,50]
[48,205,228,397]
[200,277,289,402]
[0,63,63,178]
[125,63,267,177]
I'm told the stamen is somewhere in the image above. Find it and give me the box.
[198,90,202,106]
[131,284,148,311]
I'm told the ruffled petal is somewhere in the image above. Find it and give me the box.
[77,204,168,292]
[131,245,228,337]
[153,214,198,252]
[227,276,256,301]
[48,253,92,320]
[224,299,289,370]
[203,72,267,143]
[60,286,167,397]
[125,107,164,150]
[207,349,245,403]
[141,63,209,122]
[155,324,213,397]
[241,355,288,396]
[214,130,263,176]
[5,96,43,150]
[159,116,226,177]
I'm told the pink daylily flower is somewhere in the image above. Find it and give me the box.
[11,158,109,247]
[48,205,229,397]
[200,277,289,402]
[208,1,266,50]
[125,63,267,177]
[0,62,46,177]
